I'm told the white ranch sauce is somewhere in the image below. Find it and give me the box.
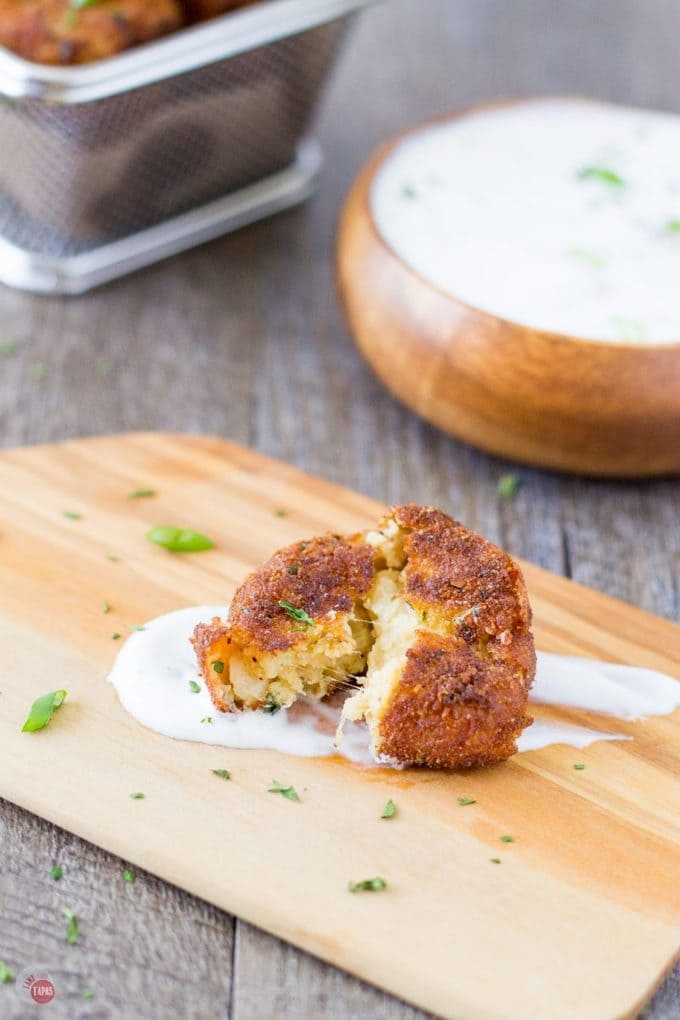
[370,98,680,344]
[108,606,680,763]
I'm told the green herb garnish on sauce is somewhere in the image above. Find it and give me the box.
[577,166,625,188]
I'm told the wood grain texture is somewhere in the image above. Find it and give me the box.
[0,432,678,1020]
[0,2,678,1019]
[337,108,680,477]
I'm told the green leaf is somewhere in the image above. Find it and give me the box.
[499,834,515,843]
[51,865,63,880]
[103,601,111,614]
[123,868,136,883]
[188,680,201,694]
[211,660,224,674]
[129,792,145,800]
[211,769,231,780]
[201,717,214,725]
[278,600,314,628]
[263,693,281,715]
[380,799,396,819]
[573,763,586,770]
[348,877,387,892]
[147,526,215,553]
[112,632,122,641]
[63,510,81,520]
[106,554,120,562]
[0,961,15,984]
[274,508,287,517]
[489,858,502,864]
[577,166,625,187]
[22,690,67,732]
[82,988,95,1001]
[457,796,476,806]
[268,779,300,801]
[497,473,520,500]
[127,488,156,500]
[63,907,80,945]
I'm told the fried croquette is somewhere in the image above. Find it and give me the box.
[0,0,183,65]
[192,505,535,768]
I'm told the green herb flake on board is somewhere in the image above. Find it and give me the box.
[380,799,396,819]
[147,526,214,553]
[348,877,387,892]
[268,780,300,802]
[22,690,67,732]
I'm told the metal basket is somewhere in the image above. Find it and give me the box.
[0,0,376,294]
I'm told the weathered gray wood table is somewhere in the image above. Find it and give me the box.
[1,1,678,1017]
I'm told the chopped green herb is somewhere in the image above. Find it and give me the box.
[381,799,396,819]
[103,601,111,614]
[288,565,299,575]
[278,599,314,628]
[567,247,606,268]
[211,769,231,780]
[497,473,520,500]
[127,488,156,500]
[268,779,300,801]
[71,0,106,8]
[0,340,18,357]
[402,184,417,200]
[27,362,46,381]
[22,689,67,732]
[0,962,15,984]
[577,166,625,188]
[82,988,95,1001]
[201,717,214,725]
[499,834,515,843]
[106,554,120,562]
[348,877,387,892]
[63,510,81,520]
[489,858,502,864]
[274,508,287,517]
[63,907,80,945]
[211,660,224,674]
[112,632,122,641]
[665,219,680,234]
[129,792,145,799]
[188,680,201,694]
[573,763,586,770]
[123,868,136,883]
[51,865,63,881]
[147,526,214,553]
[263,693,281,715]
[457,796,476,806]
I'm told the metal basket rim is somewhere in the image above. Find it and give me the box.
[0,0,380,104]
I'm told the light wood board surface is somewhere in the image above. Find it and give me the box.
[0,432,678,1020]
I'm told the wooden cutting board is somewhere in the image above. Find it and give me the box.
[0,432,678,1020]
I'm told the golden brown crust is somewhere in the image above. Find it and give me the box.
[225,534,377,654]
[391,503,532,637]
[374,504,535,767]
[0,0,183,65]
[192,533,377,709]
[377,632,534,768]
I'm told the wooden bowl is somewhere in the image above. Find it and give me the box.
[336,114,680,477]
